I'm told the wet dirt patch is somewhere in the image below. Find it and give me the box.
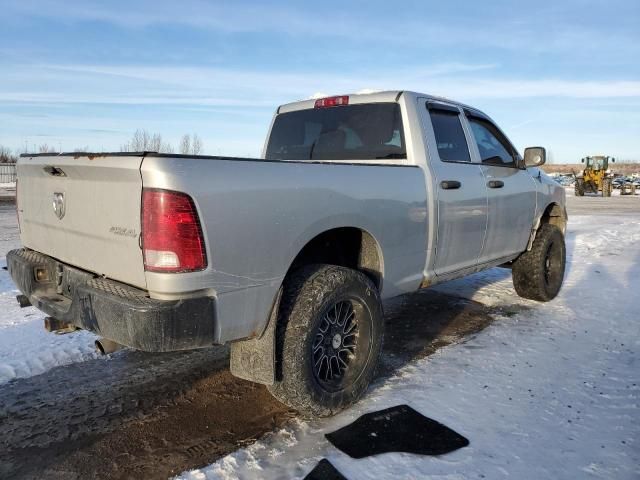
[52,371,296,480]
[1,287,529,479]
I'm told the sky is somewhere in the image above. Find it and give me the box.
[0,0,639,162]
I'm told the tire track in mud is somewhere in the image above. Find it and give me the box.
[0,287,528,479]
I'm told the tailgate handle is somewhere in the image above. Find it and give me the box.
[43,165,67,177]
[440,180,461,190]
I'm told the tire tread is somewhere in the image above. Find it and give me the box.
[512,223,566,302]
[268,264,383,417]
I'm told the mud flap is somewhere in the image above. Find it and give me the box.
[229,288,281,385]
[303,459,347,480]
[325,404,469,458]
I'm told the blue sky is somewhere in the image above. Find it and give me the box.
[1,0,639,161]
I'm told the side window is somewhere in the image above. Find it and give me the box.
[428,108,471,163]
[468,118,516,167]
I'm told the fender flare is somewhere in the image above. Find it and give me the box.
[526,203,567,251]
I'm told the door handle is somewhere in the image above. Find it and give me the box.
[487,180,504,189]
[440,180,461,190]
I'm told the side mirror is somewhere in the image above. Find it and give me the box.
[524,146,546,168]
[581,158,585,163]
[611,158,615,163]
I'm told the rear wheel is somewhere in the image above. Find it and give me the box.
[268,265,384,417]
[512,224,566,302]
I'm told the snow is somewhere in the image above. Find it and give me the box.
[0,200,637,478]
[0,205,98,385]
[178,213,640,480]
[0,259,99,384]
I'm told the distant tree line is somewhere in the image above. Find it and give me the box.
[0,130,204,162]
[120,129,203,155]
[0,143,85,161]
[0,146,18,163]
[543,162,640,175]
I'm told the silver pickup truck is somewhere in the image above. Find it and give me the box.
[8,91,566,416]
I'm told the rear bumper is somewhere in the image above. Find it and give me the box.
[6,248,216,352]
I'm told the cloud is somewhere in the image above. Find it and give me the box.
[5,1,339,34]
[1,63,639,110]
[6,0,638,64]
[435,79,640,99]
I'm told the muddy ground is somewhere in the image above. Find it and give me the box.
[0,283,526,479]
[2,192,638,479]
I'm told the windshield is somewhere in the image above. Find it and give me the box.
[587,157,607,169]
[265,103,406,161]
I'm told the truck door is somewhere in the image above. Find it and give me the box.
[464,111,537,263]
[421,100,488,275]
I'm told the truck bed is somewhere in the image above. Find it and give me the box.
[17,151,429,342]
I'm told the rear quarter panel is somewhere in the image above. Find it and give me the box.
[141,157,427,342]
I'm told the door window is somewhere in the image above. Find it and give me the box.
[428,108,471,163]
[468,118,517,168]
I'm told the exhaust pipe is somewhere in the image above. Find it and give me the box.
[95,338,124,355]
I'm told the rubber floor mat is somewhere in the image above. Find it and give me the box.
[303,459,348,480]
[325,404,469,458]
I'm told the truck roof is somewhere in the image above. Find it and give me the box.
[277,90,483,115]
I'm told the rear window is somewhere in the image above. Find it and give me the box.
[265,103,406,161]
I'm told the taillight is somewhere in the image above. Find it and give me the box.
[314,95,349,108]
[141,189,207,273]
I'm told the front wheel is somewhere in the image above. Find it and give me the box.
[268,265,384,417]
[512,224,566,302]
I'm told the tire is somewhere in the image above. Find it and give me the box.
[574,179,584,196]
[512,224,566,302]
[268,264,384,417]
[602,179,612,197]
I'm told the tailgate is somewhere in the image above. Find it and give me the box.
[17,154,146,289]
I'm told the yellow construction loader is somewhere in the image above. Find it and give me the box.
[574,155,615,197]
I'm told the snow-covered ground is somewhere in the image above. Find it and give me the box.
[0,201,638,479]
[0,205,98,385]
[179,213,640,480]
[0,263,99,384]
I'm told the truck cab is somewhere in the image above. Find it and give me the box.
[267,91,565,282]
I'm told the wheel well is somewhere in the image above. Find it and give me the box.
[288,227,383,290]
[540,203,567,234]
[229,228,383,387]
[526,203,567,251]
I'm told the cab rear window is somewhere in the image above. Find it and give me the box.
[265,103,407,161]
